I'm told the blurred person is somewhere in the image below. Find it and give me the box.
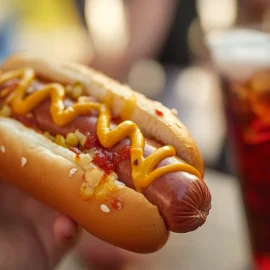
[82,0,178,80]
[79,0,270,79]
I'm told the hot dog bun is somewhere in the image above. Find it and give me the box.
[0,53,204,253]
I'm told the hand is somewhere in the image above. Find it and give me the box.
[0,180,78,270]
[75,232,140,270]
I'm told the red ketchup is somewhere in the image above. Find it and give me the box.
[92,146,130,175]
[84,133,101,149]
[84,133,130,174]
[155,109,164,117]
[111,197,124,210]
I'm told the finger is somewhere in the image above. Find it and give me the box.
[53,215,79,249]
[76,232,140,269]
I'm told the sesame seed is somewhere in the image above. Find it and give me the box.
[21,157,27,167]
[69,168,78,177]
[171,108,178,115]
[0,145,6,153]
[100,204,110,213]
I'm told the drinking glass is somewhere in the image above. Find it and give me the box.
[206,27,270,270]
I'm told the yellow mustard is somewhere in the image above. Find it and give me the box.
[0,68,201,192]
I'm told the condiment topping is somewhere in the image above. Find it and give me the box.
[92,146,130,175]
[111,196,124,210]
[0,68,201,192]
[155,109,164,117]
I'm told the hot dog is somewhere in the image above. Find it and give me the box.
[0,53,211,253]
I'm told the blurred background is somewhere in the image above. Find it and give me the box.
[1,0,270,269]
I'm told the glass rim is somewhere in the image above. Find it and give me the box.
[204,25,270,81]
[205,26,270,49]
